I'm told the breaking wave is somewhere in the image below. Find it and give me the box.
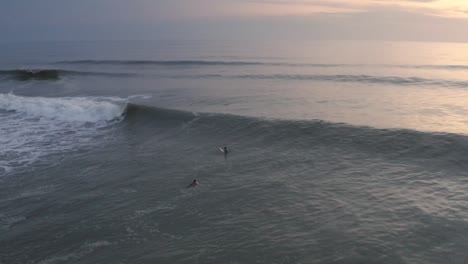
[0,69,134,81]
[0,93,126,122]
[0,69,62,81]
[0,94,127,174]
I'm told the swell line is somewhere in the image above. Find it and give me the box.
[123,102,468,167]
[56,60,270,66]
[0,69,135,81]
[56,60,468,71]
[55,60,347,67]
[171,74,468,88]
[2,69,468,88]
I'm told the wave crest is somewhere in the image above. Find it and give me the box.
[0,94,126,123]
[56,60,268,66]
[0,69,62,81]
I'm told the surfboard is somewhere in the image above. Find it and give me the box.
[219,147,226,153]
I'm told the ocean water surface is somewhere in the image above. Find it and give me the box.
[1,40,468,263]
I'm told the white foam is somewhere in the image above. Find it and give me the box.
[128,94,152,100]
[0,93,127,175]
[0,93,126,123]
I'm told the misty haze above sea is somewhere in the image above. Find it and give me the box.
[1,40,468,264]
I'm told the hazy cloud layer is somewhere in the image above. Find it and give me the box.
[1,0,468,42]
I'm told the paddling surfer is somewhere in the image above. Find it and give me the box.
[187,179,199,188]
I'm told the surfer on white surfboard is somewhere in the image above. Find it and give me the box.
[221,146,228,154]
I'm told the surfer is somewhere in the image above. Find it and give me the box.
[187,179,199,188]
[223,146,228,154]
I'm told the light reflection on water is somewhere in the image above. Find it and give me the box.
[2,40,468,135]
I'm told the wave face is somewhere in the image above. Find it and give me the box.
[3,70,465,88]
[0,69,136,81]
[56,60,271,66]
[2,65,468,89]
[189,74,467,87]
[56,60,468,70]
[0,69,62,81]
[123,103,468,170]
[0,94,126,174]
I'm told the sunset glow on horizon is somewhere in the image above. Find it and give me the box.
[236,0,468,18]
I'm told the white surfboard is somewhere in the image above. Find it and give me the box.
[219,147,226,153]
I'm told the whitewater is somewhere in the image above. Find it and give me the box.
[1,40,468,264]
[0,94,126,173]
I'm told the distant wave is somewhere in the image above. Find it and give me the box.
[2,69,467,88]
[409,65,468,70]
[234,74,455,87]
[55,60,348,67]
[56,60,271,66]
[176,74,468,88]
[0,69,62,81]
[0,69,135,81]
[56,60,468,70]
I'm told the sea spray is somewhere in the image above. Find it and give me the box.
[0,93,126,123]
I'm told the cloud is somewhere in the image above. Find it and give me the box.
[373,0,437,2]
[236,0,468,18]
[1,0,468,42]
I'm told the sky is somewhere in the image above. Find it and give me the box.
[2,0,468,42]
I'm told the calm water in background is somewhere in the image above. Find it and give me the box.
[1,40,468,263]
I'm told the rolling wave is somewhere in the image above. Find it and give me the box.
[123,103,468,168]
[2,68,467,88]
[0,69,135,81]
[56,60,351,68]
[0,94,127,173]
[234,74,465,87]
[0,70,62,81]
[177,74,468,88]
[56,60,468,71]
[2,95,468,172]
[410,65,468,70]
[56,60,272,66]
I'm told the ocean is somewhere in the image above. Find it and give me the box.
[1,40,468,264]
